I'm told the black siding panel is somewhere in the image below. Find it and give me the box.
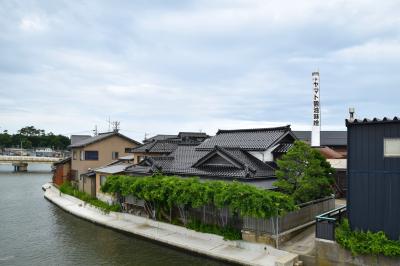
[347,121,400,240]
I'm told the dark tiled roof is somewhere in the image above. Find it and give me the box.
[127,145,275,179]
[273,143,294,153]
[346,116,400,126]
[68,132,141,148]
[131,140,180,153]
[196,126,293,151]
[143,134,178,143]
[293,131,347,146]
[177,132,209,138]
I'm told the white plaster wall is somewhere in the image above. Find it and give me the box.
[249,144,279,162]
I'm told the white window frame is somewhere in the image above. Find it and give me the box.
[384,138,400,157]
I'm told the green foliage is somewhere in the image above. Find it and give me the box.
[101,175,297,219]
[336,219,400,257]
[0,126,70,149]
[273,141,335,204]
[59,182,121,214]
[187,219,242,240]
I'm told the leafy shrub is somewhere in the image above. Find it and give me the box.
[336,219,400,257]
[59,182,121,214]
[274,141,335,204]
[101,175,297,219]
[187,219,242,240]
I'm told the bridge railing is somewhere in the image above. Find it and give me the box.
[0,155,62,163]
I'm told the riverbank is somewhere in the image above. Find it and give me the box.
[43,183,298,266]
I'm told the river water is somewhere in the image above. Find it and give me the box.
[0,164,228,266]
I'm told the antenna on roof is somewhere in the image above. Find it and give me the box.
[107,117,111,132]
[144,132,149,141]
[349,107,355,122]
[93,125,98,136]
[112,121,120,133]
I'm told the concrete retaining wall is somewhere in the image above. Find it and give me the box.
[315,238,400,266]
[43,183,299,266]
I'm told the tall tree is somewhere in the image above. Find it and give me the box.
[273,140,335,204]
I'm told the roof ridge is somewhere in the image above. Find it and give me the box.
[216,125,291,134]
[346,116,400,126]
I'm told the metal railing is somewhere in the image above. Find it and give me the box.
[0,155,61,163]
[315,205,347,240]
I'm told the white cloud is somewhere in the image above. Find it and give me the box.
[332,40,400,62]
[19,15,48,32]
[1,0,399,137]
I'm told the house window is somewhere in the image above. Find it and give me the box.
[112,151,119,160]
[125,148,132,153]
[100,175,107,186]
[73,151,77,160]
[80,151,84,160]
[384,138,400,157]
[84,151,99,160]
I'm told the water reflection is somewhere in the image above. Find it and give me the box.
[0,165,229,266]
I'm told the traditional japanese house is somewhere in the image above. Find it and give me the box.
[126,126,297,189]
[128,132,209,163]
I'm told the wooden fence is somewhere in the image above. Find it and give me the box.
[188,205,242,229]
[243,196,335,234]
[120,195,335,234]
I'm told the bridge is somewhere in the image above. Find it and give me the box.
[0,155,63,172]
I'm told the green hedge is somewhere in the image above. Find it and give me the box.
[59,182,121,214]
[336,219,400,257]
[187,219,242,240]
[101,174,297,219]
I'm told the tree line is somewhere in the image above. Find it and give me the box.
[0,126,70,150]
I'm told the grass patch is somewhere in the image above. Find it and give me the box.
[336,219,400,257]
[59,182,121,214]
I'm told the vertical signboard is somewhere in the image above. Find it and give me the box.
[311,71,321,146]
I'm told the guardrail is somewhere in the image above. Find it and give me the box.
[315,205,347,241]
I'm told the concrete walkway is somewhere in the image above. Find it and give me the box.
[43,183,297,266]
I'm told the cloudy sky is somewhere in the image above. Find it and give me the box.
[1,0,399,141]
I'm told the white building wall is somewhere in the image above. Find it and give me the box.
[249,144,279,162]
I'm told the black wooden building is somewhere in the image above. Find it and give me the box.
[346,117,400,240]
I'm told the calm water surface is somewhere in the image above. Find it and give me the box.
[0,164,229,266]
